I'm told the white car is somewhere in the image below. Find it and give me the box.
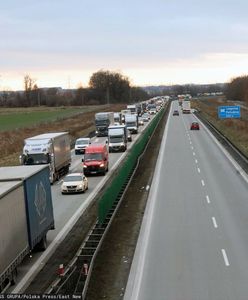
[75,137,91,155]
[61,173,88,194]
[138,117,144,126]
[142,113,150,122]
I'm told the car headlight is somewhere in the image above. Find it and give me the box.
[100,163,104,167]
[78,184,83,188]
[83,165,87,168]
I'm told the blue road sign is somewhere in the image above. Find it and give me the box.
[218,106,241,119]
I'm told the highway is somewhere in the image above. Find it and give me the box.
[9,116,154,293]
[125,101,248,300]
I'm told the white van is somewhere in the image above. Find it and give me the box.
[75,137,91,155]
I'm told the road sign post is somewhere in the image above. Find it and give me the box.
[218,106,241,119]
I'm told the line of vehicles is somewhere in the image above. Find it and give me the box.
[0,97,167,293]
[173,98,200,130]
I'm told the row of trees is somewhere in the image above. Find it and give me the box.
[225,75,248,105]
[0,70,149,107]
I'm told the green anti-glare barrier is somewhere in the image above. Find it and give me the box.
[98,107,166,224]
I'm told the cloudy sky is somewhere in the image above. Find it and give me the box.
[1,0,248,90]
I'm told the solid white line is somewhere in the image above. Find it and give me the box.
[197,167,201,173]
[212,217,218,228]
[124,105,172,300]
[206,195,210,204]
[221,249,230,266]
[201,179,205,186]
[193,152,196,156]
[195,159,198,164]
[194,115,248,184]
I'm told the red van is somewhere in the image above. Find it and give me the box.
[82,144,109,175]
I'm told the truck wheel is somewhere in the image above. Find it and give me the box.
[11,269,18,286]
[36,235,47,251]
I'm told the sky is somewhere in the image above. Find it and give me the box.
[1,0,248,90]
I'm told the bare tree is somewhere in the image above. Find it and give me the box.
[24,74,36,106]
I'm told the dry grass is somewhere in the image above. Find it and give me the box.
[192,98,248,156]
[0,104,125,166]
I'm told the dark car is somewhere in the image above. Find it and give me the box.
[190,122,200,130]
[173,110,179,116]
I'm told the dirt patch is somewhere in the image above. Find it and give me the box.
[85,106,169,300]
[192,98,248,157]
[0,104,125,166]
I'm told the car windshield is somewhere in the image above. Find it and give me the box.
[84,153,103,161]
[76,140,89,145]
[24,153,49,165]
[64,175,82,182]
[95,120,108,126]
[126,122,136,126]
[110,136,124,143]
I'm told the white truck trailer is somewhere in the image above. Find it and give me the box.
[108,125,128,152]
[20,132,71,183]
[182,100,191,114]
[125,114,139,134]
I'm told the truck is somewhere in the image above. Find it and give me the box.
[108,125,128,152]
[120,109,131,123]
[182,100,191,114]
[127,104,137,114]
[95,112,114,137]
[114,112,122,124]
[20,132,71,184]
[0,165,54,292]
[125,114,139,134]
[135,103,142,116]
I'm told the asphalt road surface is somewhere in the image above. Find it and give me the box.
[125,101,248,300]
[9,115,154,293]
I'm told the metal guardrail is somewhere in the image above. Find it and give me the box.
[195,111,248,174]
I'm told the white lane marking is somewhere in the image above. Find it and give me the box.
[191,146,194,150]
[206,195,210,204]
[201,179,205,186]
[195,159,198,164]
[193,152,196,156]
[124,104,172,300]
[221,249,230,266]
[212,217,218,228]
[194,115,248,184]
[95,138,99,142]
[197,167,201,173]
